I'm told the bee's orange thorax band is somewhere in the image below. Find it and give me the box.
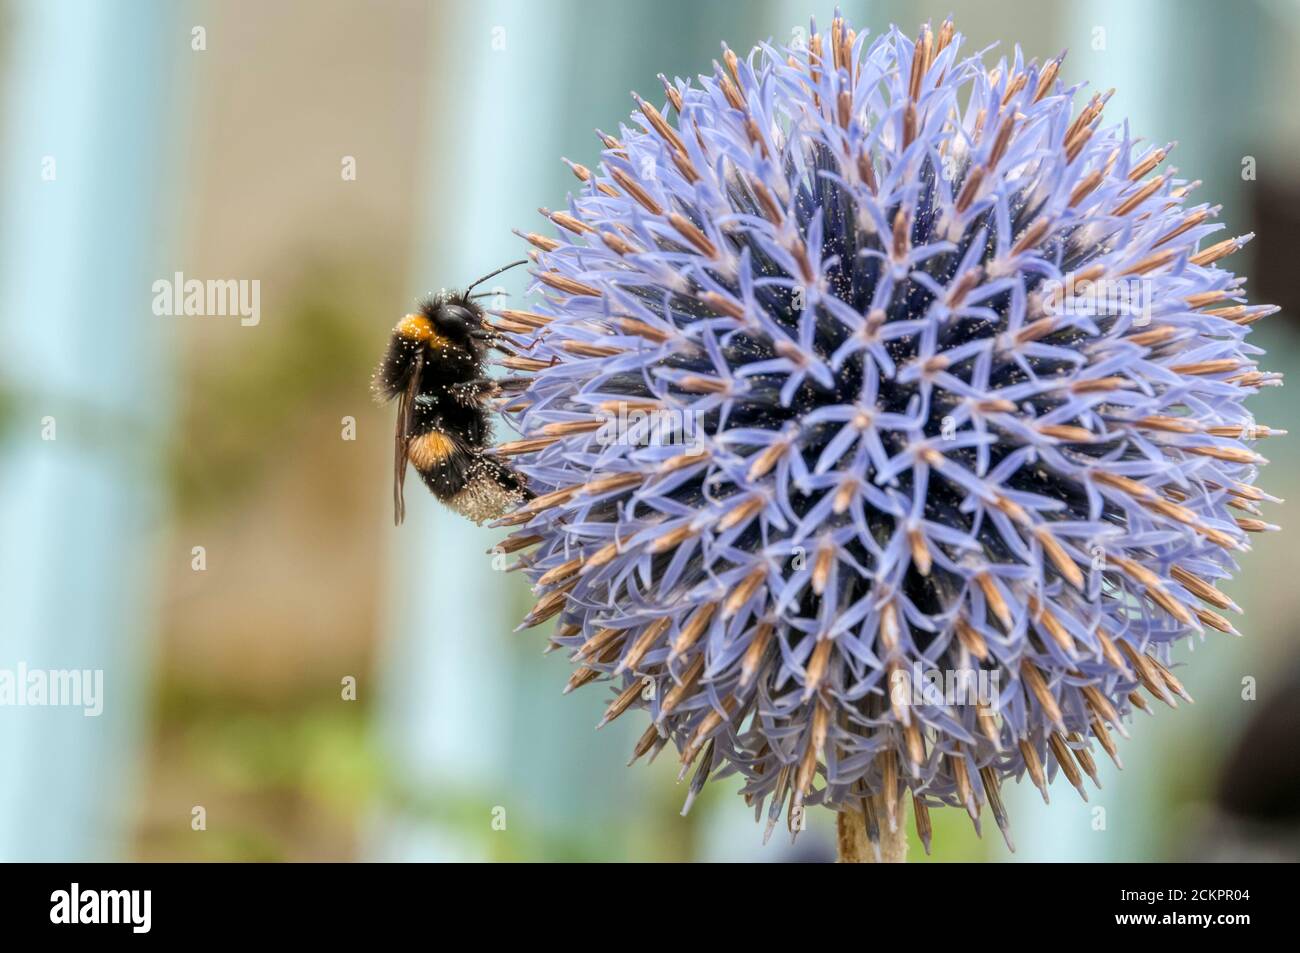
[395,313,455,351]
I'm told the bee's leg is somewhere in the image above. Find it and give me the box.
[485,328,557,356]
[493,336,549,355]
[450,378,501,406]
[482,452,532,500]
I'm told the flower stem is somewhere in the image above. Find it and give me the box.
[836,797,908,863]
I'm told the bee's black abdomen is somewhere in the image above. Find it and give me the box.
[407,426,472,499]
[406,422,528,522]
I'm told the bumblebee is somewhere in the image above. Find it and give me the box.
[373,261,531,525]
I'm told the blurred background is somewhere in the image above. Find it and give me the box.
[1,0,1297,862]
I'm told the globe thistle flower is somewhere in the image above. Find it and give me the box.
[489,14,1281,859]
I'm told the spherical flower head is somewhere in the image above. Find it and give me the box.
[492,15,1281,851]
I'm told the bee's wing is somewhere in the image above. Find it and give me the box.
[392,349,424,525]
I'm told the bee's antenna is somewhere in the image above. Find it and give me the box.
[466,259,528,296]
